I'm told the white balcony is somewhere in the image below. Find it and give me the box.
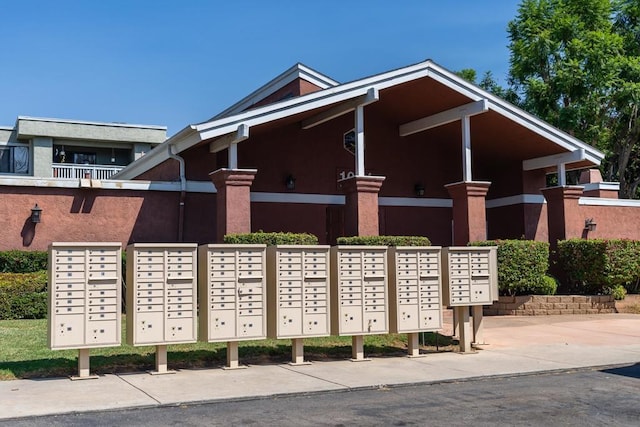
[52,163,124,180]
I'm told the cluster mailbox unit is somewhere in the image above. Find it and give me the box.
[126,243,198,373]
[48,242,122,379]
[441,246,498,352]
[388,246,443,357]
[330,246,389,361]
[198,244,267,369]
[266,245,331,364]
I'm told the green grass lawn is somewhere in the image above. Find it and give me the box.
[0,318,455,380]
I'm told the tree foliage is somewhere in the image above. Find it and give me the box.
[507,0,640,198]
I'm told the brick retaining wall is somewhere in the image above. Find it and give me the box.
[484,295,617,316]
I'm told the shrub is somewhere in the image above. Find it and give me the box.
[606,284,627,300]
[223,232,319,245]
[336,236,431,246]
[471,240,551,296]
[557,239,640,294]
[0,271,48,320]
[0,250,48,273]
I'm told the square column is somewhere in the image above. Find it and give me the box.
[341,175,385,236]
[445,181,491,245]
[210,168,257,242]
[541,186,584,248]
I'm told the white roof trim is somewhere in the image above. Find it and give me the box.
[116,60,605,180]
[579,197,640,207]
[0,175,216,192]
[211,63,339,120]
[17,116,167,131]
[583,182,620,191]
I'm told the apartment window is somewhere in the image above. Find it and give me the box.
[0,146,29,174]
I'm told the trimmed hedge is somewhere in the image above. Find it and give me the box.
[224,232,319,245]
[0,271,48,320]
[557,238,640,294]
[472,240,552,296]
[0,250,48,273]
[336,236,431,246]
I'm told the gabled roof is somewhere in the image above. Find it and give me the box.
[114,60,604,180]
[209,63,339,120]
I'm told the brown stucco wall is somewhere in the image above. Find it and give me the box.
[578,204,640,240]
[0,186,181,251]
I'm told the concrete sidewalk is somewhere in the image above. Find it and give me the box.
[1,314,639,420]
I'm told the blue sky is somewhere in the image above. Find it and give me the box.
[0,1,520,136]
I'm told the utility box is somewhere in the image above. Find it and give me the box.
[48,242,122,350]
[198,244,267,342]
[388,246,442,333]
[441,246,498,306]
[266,245,331,339]
[330,246,388,336]
[126,243,198,346]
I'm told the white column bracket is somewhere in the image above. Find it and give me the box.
[301,87,379,130]
[399,99,489,137]
[209,124,250,171]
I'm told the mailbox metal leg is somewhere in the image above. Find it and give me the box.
[452,308,459,339]
[290,338,311,366]
[350,335,370,362]
[407,332,425,357]
[71,348,97,380]
[456,306,473,353]
[472,306,486,346]
[149,345,176,375]
[223,341,246,370]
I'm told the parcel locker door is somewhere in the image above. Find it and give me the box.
[278,307,302,337]
[53,314,85,348]
[166,318,194,342]
[339,307,363,334]
[85,319,118,345]
[135,312,165,344]
[209,310,236,340]
[396,304,419,332]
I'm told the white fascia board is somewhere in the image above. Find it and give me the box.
[523,149,586,171]
[485,194,546,209]
[378,197,452,208]
[251,192,345,205]
[113,126,199,180]
[579,197,640,207]
[399,99,489,137]
[16,116,167,131]
[426,62,605,164]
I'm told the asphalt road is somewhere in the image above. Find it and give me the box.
[3,364,639,426]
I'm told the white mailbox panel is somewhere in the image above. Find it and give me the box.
[199,244,267,342]
[330,246,388,336]
[266,245,330,339]
[48,242,122,350]
[126,243,197,346]
[388,246,443,333]
[441,247,498,306]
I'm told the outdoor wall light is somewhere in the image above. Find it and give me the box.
[584,218,597,232]
[31,204,42,224]
[414,183,425,197]
[285,174,296,190]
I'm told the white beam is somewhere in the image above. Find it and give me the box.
[399,99,489,137]
[355,105,365,176]
[462,115,472,181]
[301,87,378,130]
[209,124,250,153]
[522,149,586,171]
[558,162,567,186]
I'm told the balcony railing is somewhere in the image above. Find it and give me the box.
[52,163,124,180]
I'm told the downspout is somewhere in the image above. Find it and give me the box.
[167,144,186,242]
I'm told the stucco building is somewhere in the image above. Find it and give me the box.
[1,61,638,250]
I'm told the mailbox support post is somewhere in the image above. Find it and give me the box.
[290,338,311,365]
[71,348,97,380]
[472,306,486,346]
[455,306,472,353]
[351,335,370,362]
[224,341,246,370]
[407,332,423,357]
[150,345,175,375]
